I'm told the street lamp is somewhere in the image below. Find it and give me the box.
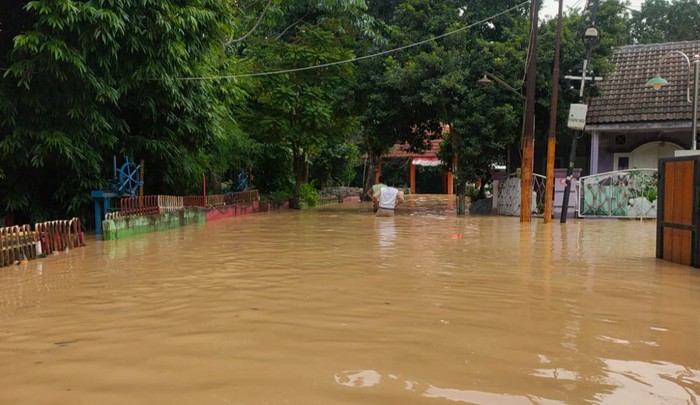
[478,72,529,216]
[478,72,528,171]
[646,51,700,150]
[456,72,522,215]
[479,73,526,100]
[478,72,528,151]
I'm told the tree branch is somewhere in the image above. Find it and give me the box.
[275,11,310,40]
[228,0,272,44]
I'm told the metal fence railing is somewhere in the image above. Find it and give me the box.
[106,190,261,219]
[497,173,547,217]
[1,225,37,267]
[578,169,658,218]
[1,217,85,268]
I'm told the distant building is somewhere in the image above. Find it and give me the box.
[586,41,700,173]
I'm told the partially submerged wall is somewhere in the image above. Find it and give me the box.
[102,208,205,240]
[102,194,355,241]
[102,200,291,240]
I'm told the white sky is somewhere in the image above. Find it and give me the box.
[540,0,644,19]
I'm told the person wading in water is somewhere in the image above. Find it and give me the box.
[374,179,404,217]
[367,176,387,213]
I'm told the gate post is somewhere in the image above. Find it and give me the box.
[657,155,700,267]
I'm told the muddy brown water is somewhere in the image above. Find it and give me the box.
[0,195,698,404]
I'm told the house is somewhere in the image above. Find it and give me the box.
[586,41,700,173]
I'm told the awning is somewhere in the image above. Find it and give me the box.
[411,158,441,167]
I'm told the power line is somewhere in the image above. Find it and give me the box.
[165,1,530,82]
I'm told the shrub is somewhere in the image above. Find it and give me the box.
[300,183,320,207]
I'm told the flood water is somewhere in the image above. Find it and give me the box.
[0,195,699,405]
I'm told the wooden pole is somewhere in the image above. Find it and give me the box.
[544,0,564,224]
[451,127,458,197]
[520,0,538,223]
[409,158,416,194]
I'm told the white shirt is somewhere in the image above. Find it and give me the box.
[377,187,400,210]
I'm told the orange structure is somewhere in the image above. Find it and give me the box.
[380,138,453,195]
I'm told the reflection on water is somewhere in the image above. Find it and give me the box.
[0,195,699,404]
[597,359,700,404]
[335,370,382,388]
[377,218,397,259]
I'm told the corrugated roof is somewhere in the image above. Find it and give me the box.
[587,41,700,125]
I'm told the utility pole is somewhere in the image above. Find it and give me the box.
[452,124,465,215]
[544,0,564,224]
[520,0,538,223]
[561,0,599,223]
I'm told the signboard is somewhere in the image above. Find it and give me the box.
[567,103,588,130]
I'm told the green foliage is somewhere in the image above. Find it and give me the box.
[300,182,320,207]
[310,141,361,188]
[630,0,700,43]
[240,0,374,209]
[0,0,694,223]
[260,189,293,203]
[628,169,659,203]
[465,184,486,201]
[253,144,294,195]
[0,0,249,223]
[358,0,528,200]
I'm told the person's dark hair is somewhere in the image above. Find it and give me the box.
[378,175,385,183]
[385,178,395,187]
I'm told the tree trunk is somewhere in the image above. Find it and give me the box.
[291,148,305,209]
[456,171,467,216]
[363,150,380,201]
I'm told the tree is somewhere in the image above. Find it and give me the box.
[0,0,248,223]
[309,140,361,189]
[630,0,700,43]
[359,0,529,212]
[241,0,373,208]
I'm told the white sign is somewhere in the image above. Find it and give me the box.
[567,103,588,130]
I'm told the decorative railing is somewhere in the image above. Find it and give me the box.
[497,173,547,217]
[108,190,261,219]
[35,218,85,255]
[1,225,38,267]
[1,218,85,267]
[578,169,658,218]
[225,190,259,204]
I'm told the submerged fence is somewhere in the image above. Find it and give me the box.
[497,173,548,217]
[1,218,85,268]
[1,225,37,267]
[35,218,86,255]
[107,190,260,219]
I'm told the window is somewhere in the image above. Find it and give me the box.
[613,153,631,171]
[617,157,629,170]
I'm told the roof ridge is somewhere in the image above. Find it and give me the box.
[615,40,700,53]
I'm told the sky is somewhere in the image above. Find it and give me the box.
[540,0,645,19]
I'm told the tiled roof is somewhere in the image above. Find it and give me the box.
[587,41,700,125]
[386,138,443,158]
